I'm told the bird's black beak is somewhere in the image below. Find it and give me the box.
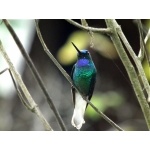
[71,42,81,54]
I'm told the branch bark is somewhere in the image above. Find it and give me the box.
[105,19,150,130]
[0,41,53,131]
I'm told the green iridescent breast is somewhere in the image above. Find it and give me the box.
[73,62,96,96]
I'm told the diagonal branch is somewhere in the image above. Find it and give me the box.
[35,19,124,131]
[2,19,67,131]
[0,41,53,131]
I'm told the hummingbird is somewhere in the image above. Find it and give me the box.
[71,42,97,130]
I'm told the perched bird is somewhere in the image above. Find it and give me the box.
[71,42,97,130]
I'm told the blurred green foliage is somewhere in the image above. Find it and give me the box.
[86,91,125,121]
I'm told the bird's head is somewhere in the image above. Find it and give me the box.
[71,42,91,59]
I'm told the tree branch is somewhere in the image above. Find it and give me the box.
[137,20,146,61]
[0,41,53,131]
[0,68,8,75]
[138,27,150,59]
[8,68,34,110]
[0,68,32,109]
[105,19,150,130]
[66,19,112,34]
[81,19,94,48]
[35,19,124,131]
[114,20,150,103]
[2,19,67,131]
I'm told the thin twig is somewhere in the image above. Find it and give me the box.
[138,28,150,59]
[81,19,94,48]
[85,98,123,131]
[0,41,53,131]
[0,68,8,75]
[0,68,30,108]
[66,19,112,34]
[35,19,124,131]
[2,19,67,131]
[35,20,73,85]
[105,19,150,130]
[137,20,146,61]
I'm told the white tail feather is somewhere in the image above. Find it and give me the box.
[71,92,87,130]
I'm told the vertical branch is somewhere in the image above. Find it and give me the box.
[106,19,150,130]
[0,41,53,131]
[81,19,94,48]
[2,19,67,131]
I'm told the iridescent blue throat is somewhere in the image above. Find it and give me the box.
[76,59,89,67]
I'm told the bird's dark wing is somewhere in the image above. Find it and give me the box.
[71,65,75,107]
[71,65,75,80]
[88,72,96,100]
[86,71,96,109]
[71,86,76,107]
